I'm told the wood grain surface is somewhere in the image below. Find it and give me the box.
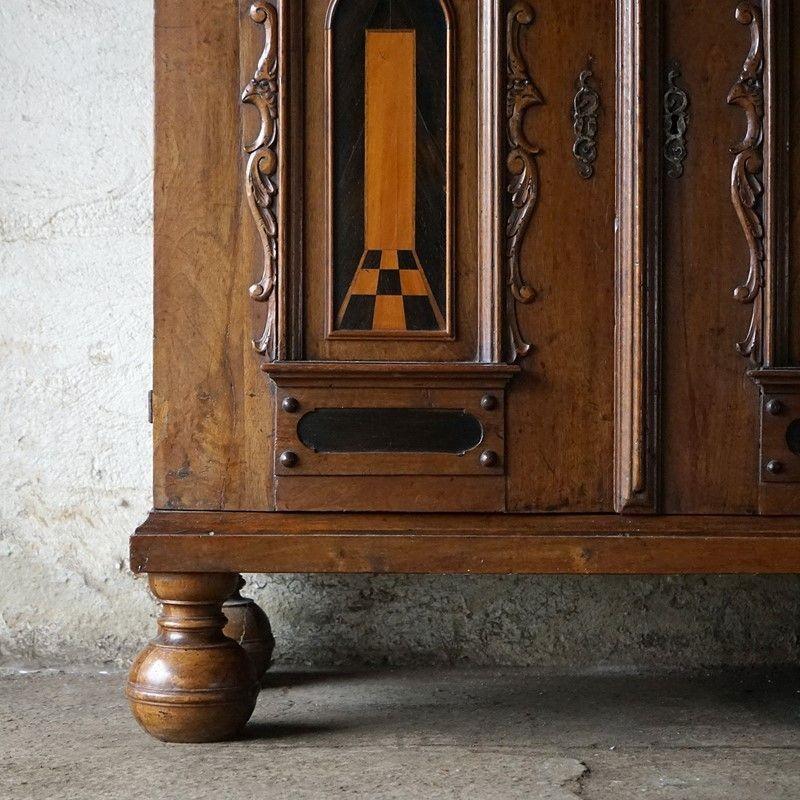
[150,0,797,516]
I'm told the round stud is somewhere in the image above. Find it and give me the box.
[765,459,784,475]
[282,396,300,413]
[765,399,784,416]
[480,394,498,411]
[279,451,298,468]
[479,450,499,468]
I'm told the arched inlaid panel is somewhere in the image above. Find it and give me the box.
[326,0,453,338]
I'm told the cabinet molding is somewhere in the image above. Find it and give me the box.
[728,0,765,362]
[478,0,503,362]
[132,511,800,575]
[614,0,661,513]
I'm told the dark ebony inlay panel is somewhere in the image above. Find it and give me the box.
[787,419,800,456]
[297,408,484,453]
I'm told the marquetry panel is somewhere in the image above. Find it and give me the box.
[305,0,474,362]
[327,5,453,338]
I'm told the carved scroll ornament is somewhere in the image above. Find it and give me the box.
[664,62,689,179]
[727,1,764,361]
[572,61,599,179]
[505,1,541,363]
[243,1,279,358]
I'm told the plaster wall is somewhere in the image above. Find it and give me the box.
[1,0,798,670]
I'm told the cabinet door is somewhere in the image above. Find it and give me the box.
[304,0,475,363]
[247,0,618,512]
[660,1,762,513]
[660,0,800,514]
[502,0,616,513]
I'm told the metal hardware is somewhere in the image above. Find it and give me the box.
[481,394,498,411]
[765,398,783,416]
[480,450,499,468]
[663,61,689,178]
[765,459,784,475]
[282,396,300,413]
[279,451,299,468]
[572,59,600,179]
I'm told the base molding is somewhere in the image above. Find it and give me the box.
[131,511,800,575]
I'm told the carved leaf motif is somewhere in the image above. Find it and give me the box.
[242,1,279,358]
[727,0,764,361]
[505,1,541,363]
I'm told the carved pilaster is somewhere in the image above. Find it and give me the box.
[243,1,279,359]
[728,1,765,362]
[505,1,541,363]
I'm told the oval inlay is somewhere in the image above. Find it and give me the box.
[297,408,484,454]
[786,418,800,456]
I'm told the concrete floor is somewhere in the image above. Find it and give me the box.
[1,667,799,799]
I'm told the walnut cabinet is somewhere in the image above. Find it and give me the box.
[127,0,800,741]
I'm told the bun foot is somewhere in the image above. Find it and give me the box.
[223,575,275,680]
[126,573,259,743]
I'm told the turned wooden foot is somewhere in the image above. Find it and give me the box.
[223,575,275,680]
[126,573,259,743]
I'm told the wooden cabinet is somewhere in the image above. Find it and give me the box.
[128,0,800,742]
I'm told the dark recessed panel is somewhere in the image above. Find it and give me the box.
[297,408,483,453]
[786,419,800,456]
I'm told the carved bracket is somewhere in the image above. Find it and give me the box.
[728,1,764,362]
[572,60,599,179]
[243,1,279,359]
[663,61,689,178]
[505,1,541,363]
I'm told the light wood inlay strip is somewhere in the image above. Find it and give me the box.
[365,30,416,251]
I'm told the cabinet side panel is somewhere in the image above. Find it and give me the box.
[661,0,759,513]
[506,0,616,512]
[153,0,273,510]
